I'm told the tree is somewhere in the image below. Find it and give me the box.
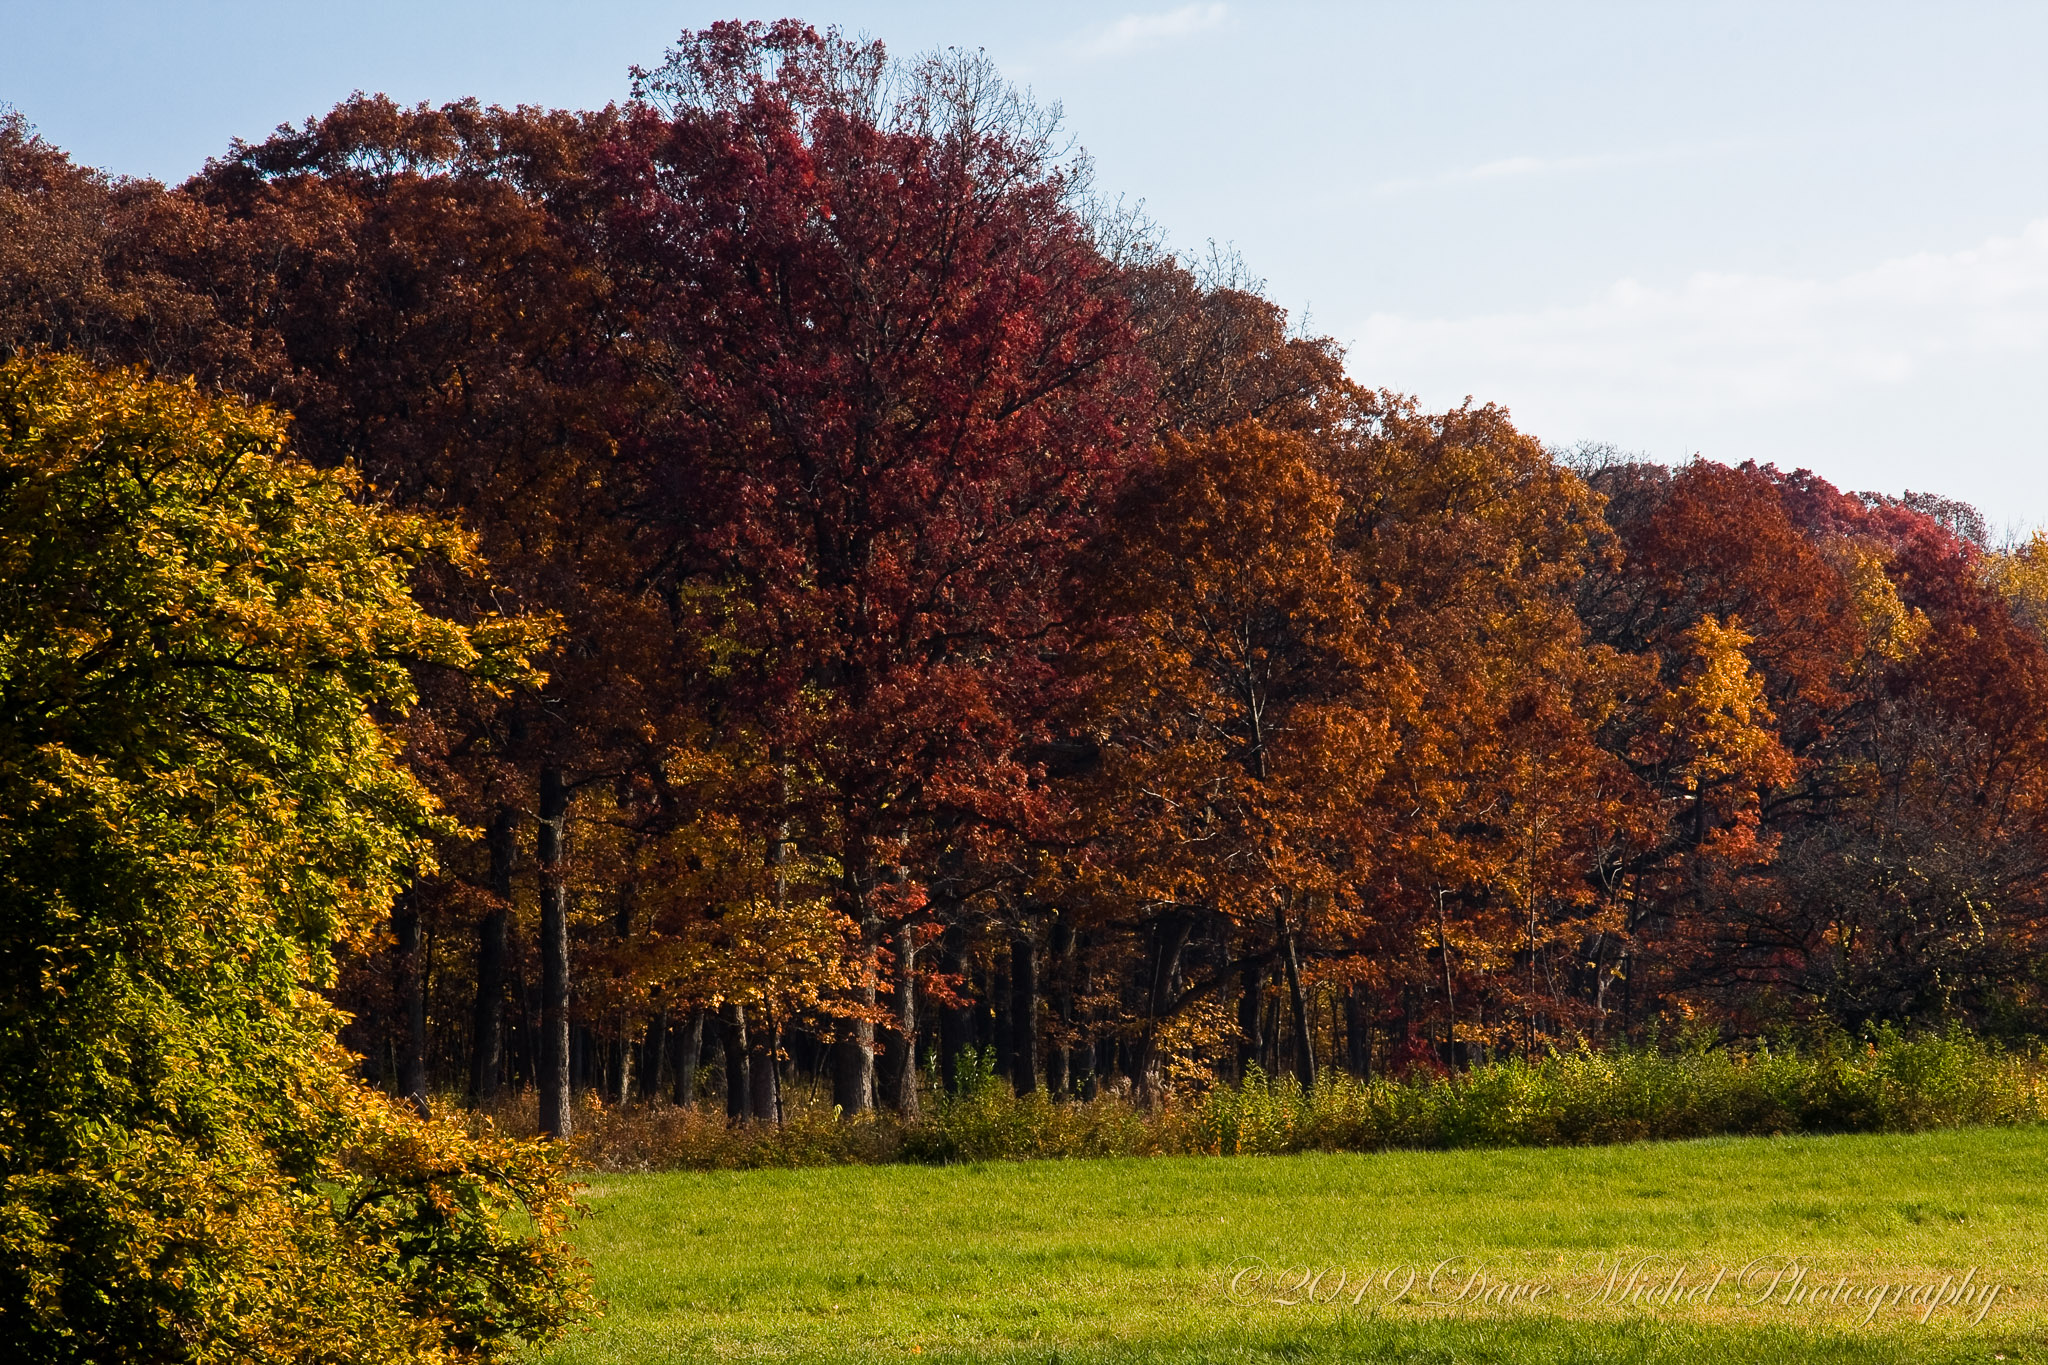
[1069,419,1391,1091]
[605,21,1149,1110]
[0,355,583,1362]
[183,95,656,1139]
[1329,395,1646,1059]
[1579,459,2048,1034]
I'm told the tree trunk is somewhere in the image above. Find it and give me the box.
[718,1001,751,1120]
[831,1015,875,1114]
[638,1005,667,1104]
[1072,1037,1096,1100]
[1046,917,1072,1099]
[832,930,877,1113]
[393,887,429,1118]
[883,920,919,1116]
[1070,938,1096,1100]
[1009,930,1038,1095]
[1435,888,1460,1070]
[468,806,517,1106]
[1133,914,1193,1103]
[749,1007,778,1123]
[1346,983,1369,1079]
[937,924,970,1094]
[756,784,789,1125]
[1280,901,1316,1088]
[1238,953,1264,1081]
[537,768,572,1139]
[671,1008,703,1107]
[990,949,1014,1084]
[508,910,533,1091]
[607,884,634,1106]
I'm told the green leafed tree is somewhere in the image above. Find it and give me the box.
[0,354,586,1363]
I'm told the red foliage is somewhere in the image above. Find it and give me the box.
[600,21,1149,894]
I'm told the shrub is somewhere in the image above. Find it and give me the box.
[537,1029,2048,1173]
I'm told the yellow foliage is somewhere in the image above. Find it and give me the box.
[1985,530,2048,641]
[0,355,583,1362]
[1657,616,1794,794]
[1826,537,1929,664]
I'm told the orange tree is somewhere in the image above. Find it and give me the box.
[1066,420,1395,1091]
[1327,395,1649,1061]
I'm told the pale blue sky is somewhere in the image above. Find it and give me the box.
[7,2,2048,525]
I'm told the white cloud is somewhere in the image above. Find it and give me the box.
[1075,4,1228,61]
[1372,143,1736,197]
[1346,217,2048,425]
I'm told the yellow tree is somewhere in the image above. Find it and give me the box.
[0,356,583,1363]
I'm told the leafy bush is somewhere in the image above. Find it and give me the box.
[1167,1029,2047,1156]
[0,357,584,1363]
[897,1050,1156,1163]
[546,1029,2048,1172]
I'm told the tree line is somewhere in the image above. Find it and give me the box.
[9,19,2048,1155]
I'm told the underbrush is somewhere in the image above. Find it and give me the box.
[454,1029,2048,1171]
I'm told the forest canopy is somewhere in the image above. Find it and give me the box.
[5,17,2048,1357]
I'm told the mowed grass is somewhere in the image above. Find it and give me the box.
[545,1125,2048,1364]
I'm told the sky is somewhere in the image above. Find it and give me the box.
[6,1,2048,527]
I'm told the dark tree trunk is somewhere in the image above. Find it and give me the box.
[1435,888,1460,1069]
[831,1015,874,1113]
[749,1008,778,1123]
[1238,953,1265,1082]
[393,887,429,1118]
[605,1035,627,1105]
[882,920,919,1115]
[1072,1038,1096,1099]
[1263,985,1280,1076]
[937,924,971,1094]
[537,768,572,1139]
[639,1005,667,1104]
[671,1008,704,1107]
[468,806,517,1105]
[1046,917,1072,1098]
[1280,902,1316,1088]
[1400,985,1415,1071]
[1346,983,1369,1079]
[1134,914,1193,1102]
[609,884,634,1106]
[1009,931,1038,1095]
[506,907,533,1090]
[757,791,789,1125]
[1070,934,1095,1099]
[990,951,1013,1084]
[719,1001,751,1120]
[569,1023,591,1095]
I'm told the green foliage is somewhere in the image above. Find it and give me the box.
[552,1031,2047,1172]
[0,355,584,1362]
[897,1050,1155,1163]
[1174,1030,2043,1156]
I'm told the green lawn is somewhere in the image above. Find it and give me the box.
[546,1126,2048,1363]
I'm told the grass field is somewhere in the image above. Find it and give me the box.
[544,1125,2048,1363]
